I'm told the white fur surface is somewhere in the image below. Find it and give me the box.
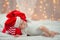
[0,14,7,31]
[14,17,22,28]
[0,32,60,40]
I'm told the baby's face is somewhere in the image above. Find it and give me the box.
[19,21,27,29]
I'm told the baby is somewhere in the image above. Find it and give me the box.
[1,10,59,37]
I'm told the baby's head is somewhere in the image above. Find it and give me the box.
[19,20,27,29]
[6,10,27,30]
[14,17,27,29]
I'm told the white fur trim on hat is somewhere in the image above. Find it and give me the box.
[14,16,22,28]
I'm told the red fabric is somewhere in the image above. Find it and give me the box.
[6,10,27,22]
[2,10,27,35]
[8,27,22,35]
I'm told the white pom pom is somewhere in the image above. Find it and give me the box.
[14,17,22,27]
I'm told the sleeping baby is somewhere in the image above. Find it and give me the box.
[0,10,59,37]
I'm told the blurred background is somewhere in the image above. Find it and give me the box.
[0,0,60,21]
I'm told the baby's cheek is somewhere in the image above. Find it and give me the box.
[19,24,27,29]
[21,25,25,29]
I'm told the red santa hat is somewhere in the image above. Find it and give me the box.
[2,10,27,35]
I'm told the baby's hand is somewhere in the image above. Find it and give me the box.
[43,31,58,37]
[49,31,57,37]
[49,31,59,37]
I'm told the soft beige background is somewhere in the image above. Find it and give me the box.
[0,0,60,21]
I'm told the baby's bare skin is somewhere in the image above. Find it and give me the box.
[19,21,27,29]
[40,26,59,37]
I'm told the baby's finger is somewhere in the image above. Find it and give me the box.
[43,33,50,37]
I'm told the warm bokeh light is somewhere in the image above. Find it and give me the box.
[31,14,40,20]
[16,4,19,10]
[42,13,45,16]
[33,14,37,17]
[58,19,60,21]
[0,0,60,21]
[50,14,55,21]
[3,4,7,7]
[44,7,46,10]
[16,5,19,8]
[6,2,9,5]
[45,3,48,6]
[44,15,48,19]
[40,9,42,12]
[43,11,46,13]
[8,10,11,12]
[40,1,43,4]
[28,8,32,11]
[39,6,43,8]
[1,9,6,13]
[53,0,57,4]
[2,0,9,13]
[30,10,34,14]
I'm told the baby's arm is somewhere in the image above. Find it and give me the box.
[40,26,57,37]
